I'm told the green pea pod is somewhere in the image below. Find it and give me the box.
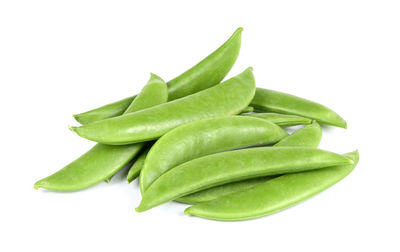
[127,147,150,183]
[73,28,243,125]
[176,121,322,204]
[70,67,256,145]
[73,96,137,125]
[274,120,321,148]
[184,150,359,221]
[34,74,168,191]
[242,112,312,127]
[136,147,353,212]
[250,88,347,128]
[140,116,288,192]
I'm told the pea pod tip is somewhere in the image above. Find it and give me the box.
[236,27,244,33]
[33,181,42,190]
[69,125,78,134]
[184,208,192,215]
[72,114,84,124]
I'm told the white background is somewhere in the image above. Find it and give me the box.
[1,1,399,251]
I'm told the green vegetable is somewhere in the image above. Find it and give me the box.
[184,151,359,221]
[136,147,353,212]
[34,74,168,191]
[274,120,321,148]
[177,121,322,204]
[73,28,243,125]
[250,88,347,128]
[70,67,256,145]
[140,116,287,192]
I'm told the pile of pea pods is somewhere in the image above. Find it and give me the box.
[35,27,358,221]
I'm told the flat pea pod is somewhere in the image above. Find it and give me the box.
[250,88,347,128]
[176,121,322,204]
[140,116,288,192]
[184,150,359,221]
[73,28,243,125]
[243,112,312,127]
[127,147,150,183]
[70,67,256,145]
[136,147,353,212]
[34,74,168,191]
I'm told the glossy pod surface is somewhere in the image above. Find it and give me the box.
[177,121,322,204]
[140,116,288,192]
[73,28,243,125]
[70,68,256,145]
[243,112,312,127]
[34,74,168,191]
[136,147,353,212]
[250,88,347,128]
[185,151,359,221]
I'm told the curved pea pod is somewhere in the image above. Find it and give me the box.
[136,147,353,212]
[243,112,312,127]
[34,74,168,191]
[176,121,322,204]
[250,88,347,128]
[127,147,150,183]
[74,96,136,125]
[70,67,256,145]
[73,28,243,125]
[274,120,321,148]
[140,116,288,192]
[184,150,359,221]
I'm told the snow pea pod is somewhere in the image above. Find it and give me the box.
[70,67,256,145]
[127,147,150,183]
[73,96,136,125]
[274,120,321,147]
[176,121,322,204]
[73,28,243,125]
[140,116,288,192]
[243,112,312,127]
[184,150,359,221]
[136,147,353,212]
[250,88,347,128]
[34,74,168,191]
